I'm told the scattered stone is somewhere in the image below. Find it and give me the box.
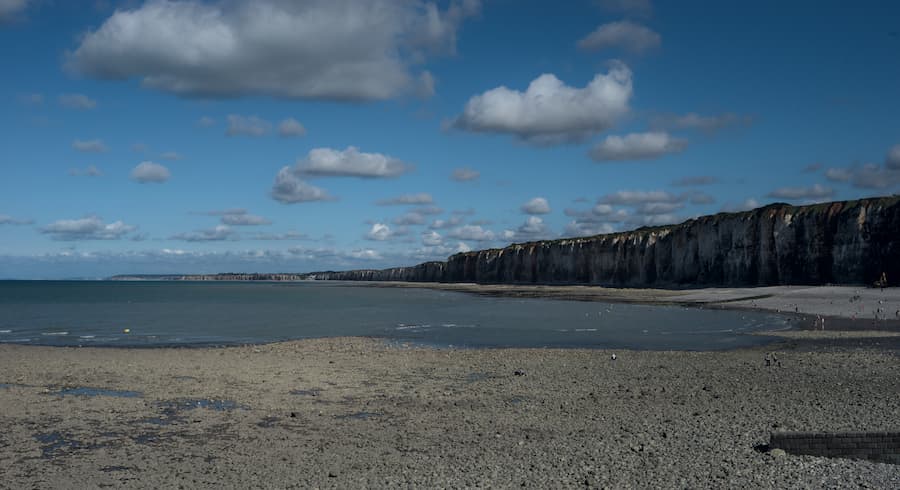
[514,369,526,376]
[770,448,787,458]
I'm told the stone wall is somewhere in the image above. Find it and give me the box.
[770,431,900,464]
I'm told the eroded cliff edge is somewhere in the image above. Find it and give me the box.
[313,197,900,287]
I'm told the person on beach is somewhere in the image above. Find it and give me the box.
[764,353,771,367]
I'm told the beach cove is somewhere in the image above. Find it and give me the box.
[1,327,899,488]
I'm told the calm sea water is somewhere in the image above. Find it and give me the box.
[0,281,791,350]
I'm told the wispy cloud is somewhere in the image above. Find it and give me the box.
[578,21,660,53]
[278,118,306,137]
[0,214,34,225]
[40,216,136,241]
[650,113,753,133]
[171,225,237,242]
[671,175,717,187]
[377,193,434,205]
[451,167,480,182]
[766,183,834,200]
[58,93,97,110]
[72,139,108,153]
[226,115,270,137]
[68,165,102,177]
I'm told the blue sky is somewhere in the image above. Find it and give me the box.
[1,0,899,279]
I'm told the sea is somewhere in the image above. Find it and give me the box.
[0,280,792,350]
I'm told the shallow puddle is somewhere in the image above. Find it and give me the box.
[54,387,143,398]
[33,432,86,458]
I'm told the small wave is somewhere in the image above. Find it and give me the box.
[42,331,69,336]
[7,338,31,342]
[574,328,597,332]
[0,330,11,333]
[556,329,569,332]
[441,323,457,327]
[79,335,96,339]
[395,324,431,331]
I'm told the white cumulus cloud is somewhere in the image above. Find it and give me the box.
[520,197,551,215]
[590,132,686,162]
[365,223,393,241]
[270,167,333,203]
[422,230,443,246]
[577,21,660,53]
[294,146,411,178]
[452,64,632,145]
[67,0,478,101]
[131,161,171,183]
[447,225,495,242]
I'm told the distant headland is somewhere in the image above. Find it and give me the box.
[111,196,900,288]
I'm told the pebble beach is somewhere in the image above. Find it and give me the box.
[1,324,898,488]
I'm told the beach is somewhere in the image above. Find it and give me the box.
[360,282,900,327]
[1,323,899,488]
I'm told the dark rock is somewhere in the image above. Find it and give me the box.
[309,197,900,288]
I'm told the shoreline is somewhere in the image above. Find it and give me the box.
[348,281,900,331]
[1,336,897,487]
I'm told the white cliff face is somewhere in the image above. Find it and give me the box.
[324,198,900,287]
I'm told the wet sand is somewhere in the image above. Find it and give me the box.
[1,333,899,488]
[359,282,900,329]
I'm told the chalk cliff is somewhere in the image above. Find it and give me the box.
[317,197,900,287]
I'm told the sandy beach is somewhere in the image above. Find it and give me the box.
[1,333,898,488]
[359,282,900,328]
